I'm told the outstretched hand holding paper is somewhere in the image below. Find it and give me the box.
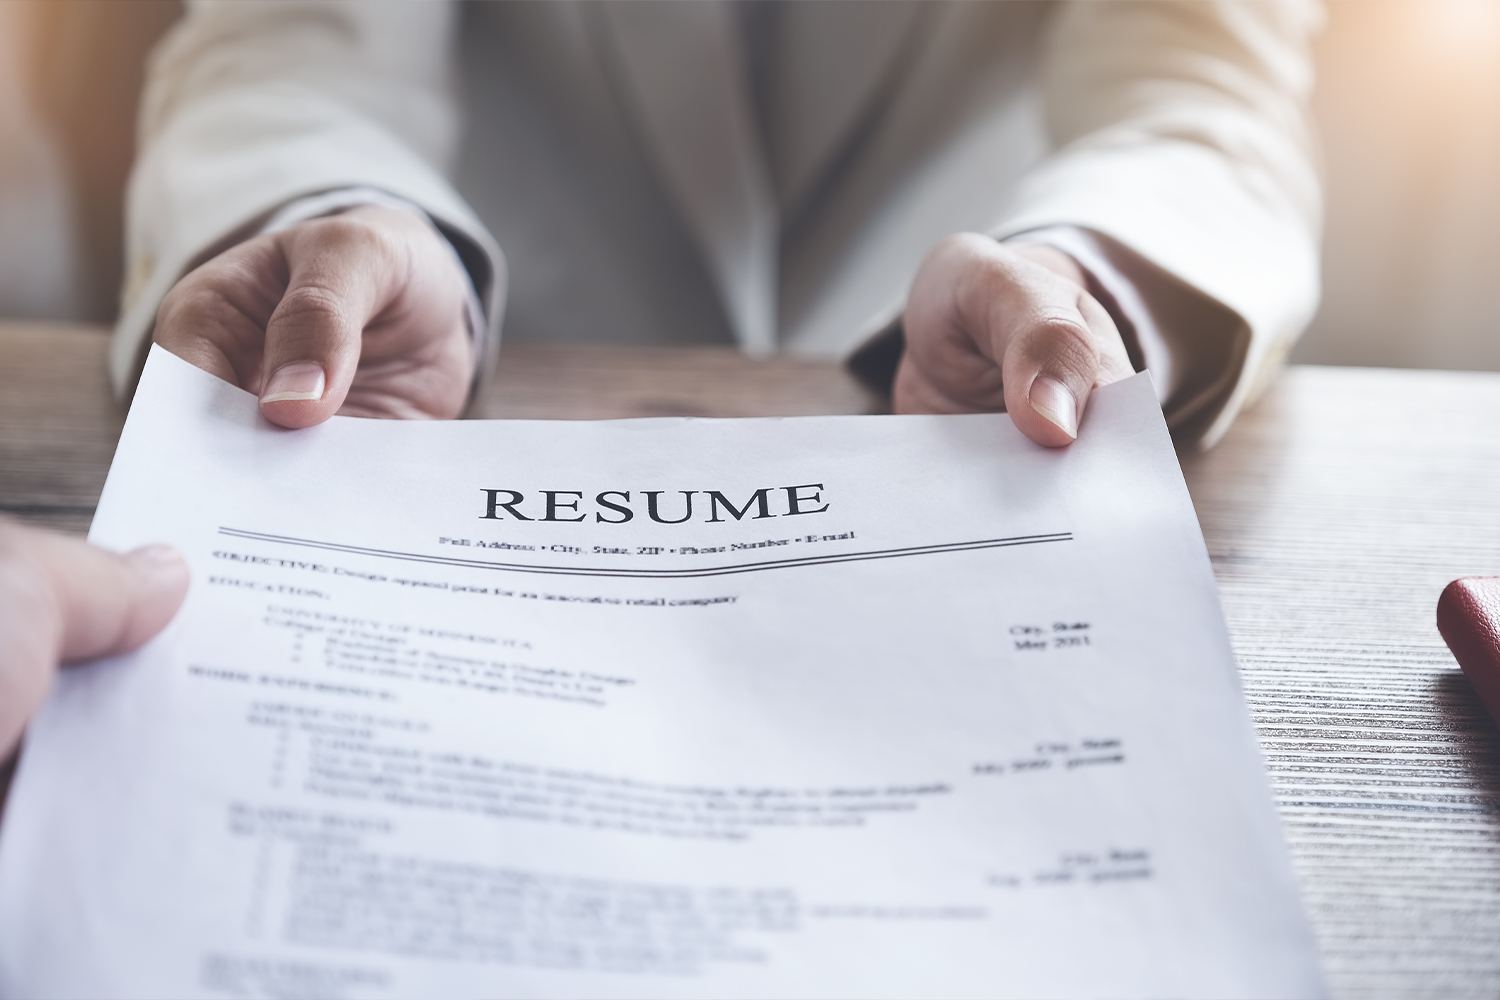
[0,347,1321,999]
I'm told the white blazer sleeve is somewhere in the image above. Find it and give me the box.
[113,0,505,397]
[995,0,1324,448]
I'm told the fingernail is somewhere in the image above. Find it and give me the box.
[261,361,326,404]
[1029,376,1078,440]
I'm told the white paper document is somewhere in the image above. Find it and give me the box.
[0,347,1321,998]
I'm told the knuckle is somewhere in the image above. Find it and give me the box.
[934,231,983,259]
[307,214,375,246]
[933,232,997,277]
[273,282,350,331]
[305,212,407,263]
[284,211,420,308]
[1021,314,1099,373]
[157,282,227,329]
[155,243,286,340]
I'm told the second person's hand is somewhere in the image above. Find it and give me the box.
[153,205,475,428]
[0,518,189,757]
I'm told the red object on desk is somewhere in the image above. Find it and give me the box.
[1438,576,1500,725]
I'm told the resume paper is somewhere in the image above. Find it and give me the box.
[0,347,1322,998]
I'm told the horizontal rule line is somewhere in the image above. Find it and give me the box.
[216,527,1072,579]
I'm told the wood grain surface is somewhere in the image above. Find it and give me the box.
[474,341,888,421]
[1181,367,1500,998]
[3,322,1499,997]
[0,323,126,534]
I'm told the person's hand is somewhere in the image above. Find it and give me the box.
[0,519,189,756]
[896,234,1134,446]
[154,205,474,428]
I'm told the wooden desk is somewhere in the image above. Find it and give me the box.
[3,321,1499,998]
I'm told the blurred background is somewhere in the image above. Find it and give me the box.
[0,0,1497,373]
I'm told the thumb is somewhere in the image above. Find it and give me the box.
[999,292,1123,447]
[257,212,410,429]
[48,540,191,665]
[0,523,189,753]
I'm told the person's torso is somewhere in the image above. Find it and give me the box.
[453,0,1054,355]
